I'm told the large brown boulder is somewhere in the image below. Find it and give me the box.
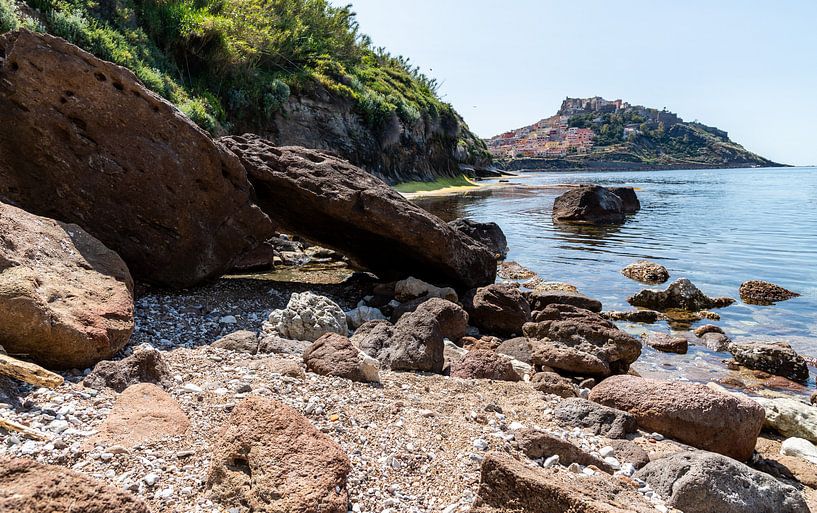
[0,202,133,369]
[628,278,734,312]
[207,397,350,513]
[552,185,625,225]
[220,134,496,289]
[0,30,272,287]
[0,456,151,513]
[608,187,641,213]
[465,284,530,336]
[589,375,765,461]
[83,345,170,392]
[353,298,468,373]
[475,452,658,513]
[523,304,641,377]
[739,280,799,305]
[450,349,520,381]
[303,333,380,382]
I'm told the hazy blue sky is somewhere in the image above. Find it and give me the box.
[336,0,817,165]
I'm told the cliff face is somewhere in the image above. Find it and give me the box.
[240,84,489,184]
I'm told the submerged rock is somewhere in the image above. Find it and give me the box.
[523,304,641,377]
[693,324,723,337]
[635,451,809,513]
[699,332,732,352]
[602,310,660,323]
[0,456,150,513]
[589,375,765,461]
[620,260,669,284]
[628,278,734,312]
[739,280,799,305]
[552,185,625,224]
[265,292,348,342]
[221,134,496,289]
[0,30,271,287]
[206,397,350,513]
[448,218,508,260]
[0,202,133,369]
[728,341,809,383]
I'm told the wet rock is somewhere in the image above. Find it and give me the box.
[83,345,170,392]
[355,299,468,373]
[608,187,641,214]
[265,292,348,342]
[527,290,602,313]
[728,342,809,383]
[450,349,520,381]
[529,372,578,398]
[602,310,660,323]
[620,260,669,284]
[552,185,626,225]
[475,452,657,513]
[699,332,732,352]
[0,456,150,512]
[523,304,642,377]
[553,398,637,439]
[589,375,765,460]
[693,324,723,337]
[256,334,310,355]
[464,284,531,336]
[212,330,259,354]
[394,276,458,303]
[92,383,189,448]
[0,202,133,369]
[739,280,799,305]
[345,304,386,330]
[514,429,612,472]
[222,134,496,289]
[497,261,537,280]
[0,31,271,287]
[628,278,734,312]
[644,333,688,354]
[753,396,817,443]
[448,218,508,260]
[207,397,350,513]
[635,451,809,513]
[303,333,380,382]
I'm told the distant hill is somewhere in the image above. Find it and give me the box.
[486,97,783,171]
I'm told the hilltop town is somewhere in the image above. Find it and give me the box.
[486,97,781,170]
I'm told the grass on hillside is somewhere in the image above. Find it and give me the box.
[393,175,478,194]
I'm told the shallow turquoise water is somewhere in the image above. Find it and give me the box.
[414,167,817,394]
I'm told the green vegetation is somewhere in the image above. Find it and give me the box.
[569,110,647,146]
[17,0,465,137]
[1,0,41,32]
[393,175,477,194]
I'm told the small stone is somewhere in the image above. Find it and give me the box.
[143,473,159,486]
[543,455,560,468]
[182,383,203,393]
[219,315,237,324]
[473,438,489,451]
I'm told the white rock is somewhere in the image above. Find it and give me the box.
[346,305,386,329]
[182,383,203,393]
[754,397,817,443]
[394,277,458,303]
[781,437,817,464]
[603,456,621,470]
[219,315,237,324]
[599,446,615,458]
[473,438,489,451]
[543,455,560,468]
[266,292,348,341]
[509,421,525,431]
[357,350,381,383]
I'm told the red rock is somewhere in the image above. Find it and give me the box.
[529,372,578,398]
[303,333,379,382]
[589,375,765,461]
[0,456,150,512]
[0,202,133,369]
[645,333,688,354]
[450,349,520,381]
[207,397,350,513]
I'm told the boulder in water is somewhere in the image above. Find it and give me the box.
[608,186,641,213]
[739,280,800,305]
[552,185,625,225]
[448,218,508,260]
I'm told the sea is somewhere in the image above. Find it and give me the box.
[413,166,817,396]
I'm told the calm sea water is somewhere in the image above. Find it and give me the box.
[414,167,817,394]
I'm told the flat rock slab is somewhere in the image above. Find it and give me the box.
[0,30,272,287]
[0,455,150,512]
[91,383,189,448]
[220,134,496,289]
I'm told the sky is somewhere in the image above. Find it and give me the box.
[334,0,817,166]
